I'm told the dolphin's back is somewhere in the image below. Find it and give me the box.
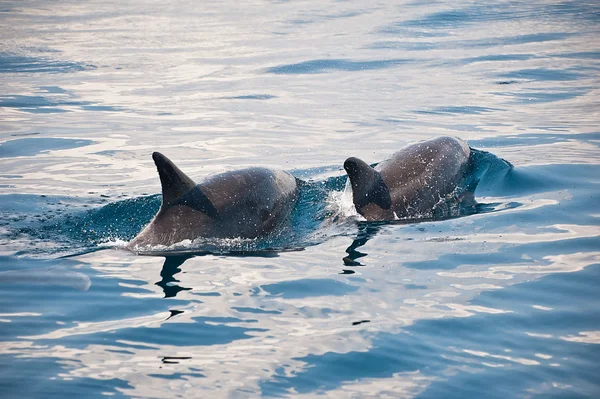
[200,167,298,236]
[378,136,470,218]
[128,155,298,250]
[343,136,471,221]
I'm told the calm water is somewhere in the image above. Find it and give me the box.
[1,0,599,397]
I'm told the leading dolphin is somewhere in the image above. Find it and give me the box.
[343,136,471,221]
[128,152,298,250]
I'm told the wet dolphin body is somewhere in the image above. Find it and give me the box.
[343,136,471,221]
[128,152,298,250]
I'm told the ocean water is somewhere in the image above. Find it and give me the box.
[1,0,599,397]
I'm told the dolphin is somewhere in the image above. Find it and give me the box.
[128,152,298,250]
[343,136,472,221]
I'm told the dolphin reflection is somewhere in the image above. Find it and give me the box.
[155,249,300,298]
[342,223,384,267]
[156,255,193,298]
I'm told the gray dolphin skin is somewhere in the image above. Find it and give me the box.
[128,152,298,249]
[343,136,471,221]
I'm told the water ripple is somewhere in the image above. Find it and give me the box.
[265,59,412,74]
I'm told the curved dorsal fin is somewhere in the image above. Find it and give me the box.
[152,152,197,210]
[343,157,392,211]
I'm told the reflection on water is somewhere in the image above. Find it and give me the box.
[157,256,192,298]
[1,0,599,397]
[0,137,96,158]
[343,223,382,267]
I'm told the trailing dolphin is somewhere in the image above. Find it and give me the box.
[128,152,298,250]
[343,136,472,221]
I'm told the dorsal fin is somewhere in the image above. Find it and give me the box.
[152,152,198,210]
[343,157,392,212]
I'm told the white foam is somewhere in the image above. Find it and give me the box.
[127,235,261,255]
[325,181,364,221]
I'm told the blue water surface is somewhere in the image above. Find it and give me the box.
[0,0,599,398]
